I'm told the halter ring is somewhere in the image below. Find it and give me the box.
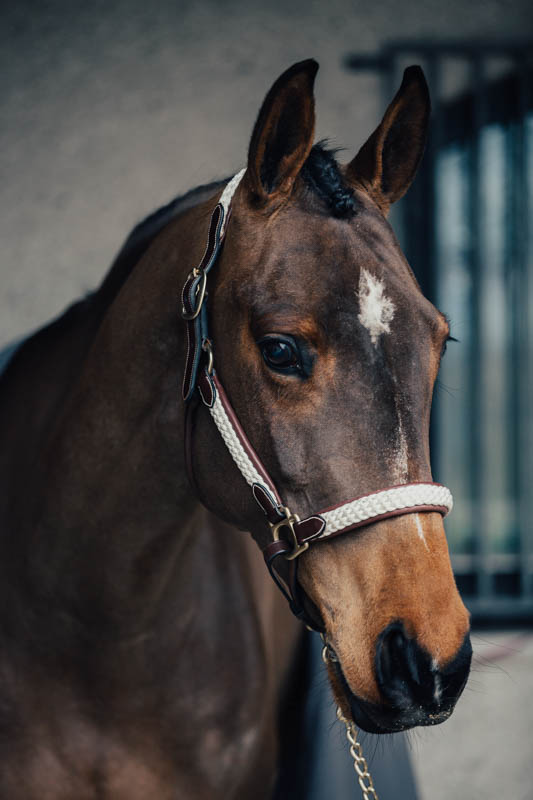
[202,339,214,375]
[270,507,309,560]
[181,269,207,320]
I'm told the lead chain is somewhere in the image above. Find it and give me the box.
[335,705,379,799]
[321,639,380,800]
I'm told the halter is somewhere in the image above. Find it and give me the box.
[181,171,453,630]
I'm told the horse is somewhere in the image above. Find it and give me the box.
[0,59,472,798]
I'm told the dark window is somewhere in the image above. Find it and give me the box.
[347,44,533,622]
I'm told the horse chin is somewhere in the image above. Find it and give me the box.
[330,657,454,735]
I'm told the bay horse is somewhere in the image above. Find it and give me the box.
[0,59,471,798]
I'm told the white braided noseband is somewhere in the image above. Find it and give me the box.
[319,484,453,537]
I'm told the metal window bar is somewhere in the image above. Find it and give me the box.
[345,41,533,623]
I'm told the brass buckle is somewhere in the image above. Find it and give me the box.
[181,268,207,320]
[269,506,309,561]
[202,339,214,375]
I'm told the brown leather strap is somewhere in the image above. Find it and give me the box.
[182,204,224,401]
[265,547,319,628]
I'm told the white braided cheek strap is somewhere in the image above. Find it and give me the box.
[208,382,453,540]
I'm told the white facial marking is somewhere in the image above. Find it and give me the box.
[357,268,396,346]
[431,658,442,704]
[414,513,429,551]
[358,272,427,553]
[392,417,409,482]
[390,417,429,549]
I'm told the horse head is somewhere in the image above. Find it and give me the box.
[188,59,471,734]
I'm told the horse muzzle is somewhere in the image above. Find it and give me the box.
[329,622,472,734]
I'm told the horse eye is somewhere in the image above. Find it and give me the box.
[259,338,301,373]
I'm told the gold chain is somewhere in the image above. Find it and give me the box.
[335,705,379,799]
[321,640,380,800]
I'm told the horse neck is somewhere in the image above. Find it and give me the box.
[4,196,230,650]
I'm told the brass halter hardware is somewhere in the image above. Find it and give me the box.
[181,267,208,320]
[202,339,214,375]
[269,506,309,561]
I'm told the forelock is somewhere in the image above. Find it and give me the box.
[300,143,358,219]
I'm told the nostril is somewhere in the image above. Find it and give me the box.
[390,630,412,671]
[380,628,407,680]
[379,626,414,677]
[376,623,419,710]
[376,621,447,712]
[376,623,473,716]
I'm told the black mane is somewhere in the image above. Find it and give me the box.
[301,143,357,218]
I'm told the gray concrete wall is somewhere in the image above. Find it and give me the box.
[2,0,532,344]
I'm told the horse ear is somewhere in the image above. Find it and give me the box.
[346,66,430,214]
[246,59,318,204]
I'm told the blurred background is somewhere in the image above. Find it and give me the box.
[1,1,532,798]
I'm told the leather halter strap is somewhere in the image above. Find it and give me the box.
[181,172,453,630]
